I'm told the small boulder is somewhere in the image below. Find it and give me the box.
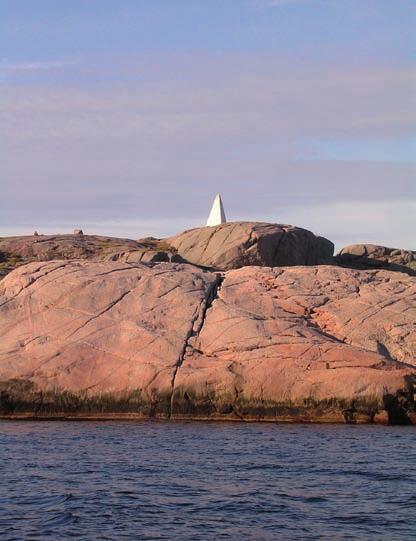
[105,250,185,264]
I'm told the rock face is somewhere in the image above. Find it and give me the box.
[174,266,416,423]
[0,261,219,417]
[337,244,416,276]
[0,260,415,423]
[169,222,334,271]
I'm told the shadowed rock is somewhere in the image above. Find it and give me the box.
[104,250,185,264]
[337,244,416,276]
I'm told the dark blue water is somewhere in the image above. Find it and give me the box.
[0,422,415,540]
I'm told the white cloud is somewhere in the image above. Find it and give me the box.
[3,200,414,252]
[262,199,416,251]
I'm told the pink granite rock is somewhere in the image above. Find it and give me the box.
[0,234,143,262]
[0,260,218,416]
[168,222,334,271]
[337,244,416,275]
[173,266,416,422]
[0,234,178,278]
[0,261,415,423]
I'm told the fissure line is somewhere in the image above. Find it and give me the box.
[168,274,224,418]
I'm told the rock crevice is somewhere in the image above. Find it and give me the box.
[169,273,223,417]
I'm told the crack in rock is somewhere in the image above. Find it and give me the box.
[65,290,132,339]
[168,273,224,418]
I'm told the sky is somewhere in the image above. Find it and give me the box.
[1,0,415,250]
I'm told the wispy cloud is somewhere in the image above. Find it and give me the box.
[267,199,416,251]
[1,56,414,247]
[2,61,413,140]
[0,60,76,72]
[266,0,307,6]
[264,0,329,7]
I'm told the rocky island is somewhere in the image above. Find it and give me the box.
[0,221,415,424]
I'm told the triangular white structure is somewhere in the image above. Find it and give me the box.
[206,193,226,226]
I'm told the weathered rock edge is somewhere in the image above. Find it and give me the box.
[0,261,415,424]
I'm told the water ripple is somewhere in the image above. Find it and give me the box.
[0,421,415,540]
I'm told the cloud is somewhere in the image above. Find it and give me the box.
[264,199,416,251]
[2,199,414,252]
[265,0,314,6]
[267,0,303,5]
[1,59,414,140]
[264,0,329,6]
[1,55,414,247]
[0,60,76,72]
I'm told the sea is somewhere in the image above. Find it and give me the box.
[0,421,415,540]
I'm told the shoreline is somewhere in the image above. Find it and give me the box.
[0,409,412,425]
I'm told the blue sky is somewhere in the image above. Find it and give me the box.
[1,0,415,248]
[1,0,414,61]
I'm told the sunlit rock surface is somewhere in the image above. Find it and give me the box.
[0,260,415,423]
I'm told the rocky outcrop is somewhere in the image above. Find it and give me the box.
[337,244,416,276]
[0,234,178,277]
[168,222,334,271]
[0,234,145,260]
[0,234,141,268]
[0,223,335,277]
[0,260,414,423]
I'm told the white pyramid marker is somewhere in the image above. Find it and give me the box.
[206,193,227,226]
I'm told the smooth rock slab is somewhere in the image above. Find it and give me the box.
[0,260,218,416]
